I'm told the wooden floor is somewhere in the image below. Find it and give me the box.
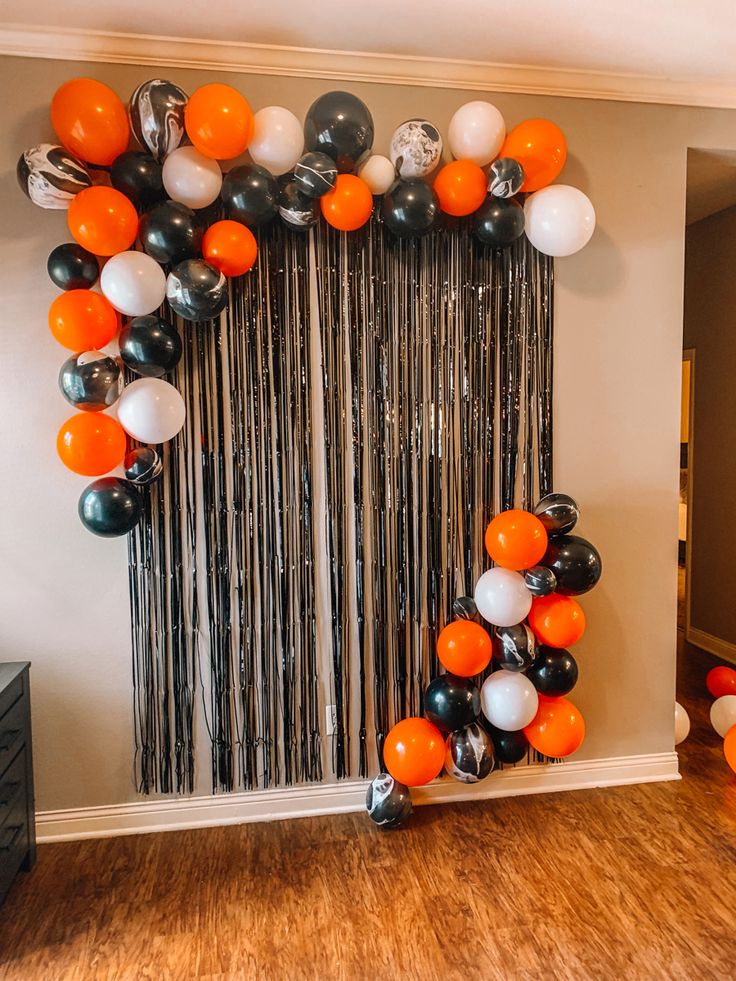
[2,620,735,978]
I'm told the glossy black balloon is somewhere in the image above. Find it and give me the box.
[424,673,480,733]
[278,180,320,229]
[382,179,438,238]
[365,773,412,829]
[166,259,228,321]
[303,91,374,173]
[294,151,338,198]
[453,595,479,621]
[111,151,165,209]
[139,201,203,265]
[119,316,182,377]
[473,196,525,248]
[221,164,279,227]
[524,565,557,597]
[487,724,529,765]
[78,478,143,537]
[47,243,99,290]
[534,492,580,536]
[542,534,602,596]
[445,723,494,784]
[492,623,537,672]
[124,447,163,486]
[527,646,579,697]
[59,351,122,411]
[488,157,525,198]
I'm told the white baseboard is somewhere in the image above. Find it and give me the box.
[37,751,679,843]
[686,626,736,666]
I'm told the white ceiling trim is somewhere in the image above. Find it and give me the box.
[2,24,736,109]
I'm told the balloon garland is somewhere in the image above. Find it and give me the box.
[705,666,736,774]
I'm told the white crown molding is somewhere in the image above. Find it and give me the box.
[1,23,736,108]
[37,751,679,842]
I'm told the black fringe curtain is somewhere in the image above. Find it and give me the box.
[128,215,554,794]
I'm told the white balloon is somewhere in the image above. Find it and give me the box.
[710,695,736,738]
[162,146,222,209]
[447,101,506,167]
[358,155,396,196]
[524,185,596,257]
[474,568,532,627]
[481,672,539,732]
[674,702,690,745]
[100,251,166,317]
[117,378,186,444]
[248,106,304,176]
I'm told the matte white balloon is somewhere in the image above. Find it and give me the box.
[100,251,166,317]
[117,378,186,444]
[481,672,539,732]
[248,106,304,176]
[447,101,506,167]
[474,568,532,627]
[162,146,222,209]
[358,154,396,195]
[524,185,596,257]
[710,695,736,738]
[674,702,690,745]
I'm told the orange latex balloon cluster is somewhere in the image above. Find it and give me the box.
[500,119,567,193]
[321,175,373,231]
[48,291,118,351]
[68,186,138,256]
[437,620,492,677]
[434,160,487,217]
[485,509,548,570]
[528,594,586,648]
[525,694,585,758]
[57,413,127,476]
[203,220,258,277]
[51,77,129,166]
[185,84,254,160]
[383,717,445,786]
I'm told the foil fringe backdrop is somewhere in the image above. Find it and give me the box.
[128,216,554,794]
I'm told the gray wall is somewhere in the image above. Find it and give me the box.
[2,54,735,812]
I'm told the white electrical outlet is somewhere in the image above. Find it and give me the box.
[325,704,337,736]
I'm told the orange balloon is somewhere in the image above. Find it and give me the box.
[528,594,586,648]
[320,174,373,231]
[51,78,129,167]
[437,620,492,677]
[525,695,585,758]
[706,666,736,698]
[485,509,548,570]
[203,220,258,277]
[185,84,254,160]
[57,413,127,476]
[48,291,118,351]
[724,725,736,774]
[500,119,567,193]
[68,186,138,256]
[383,717,445,786]
[433,160,487,217]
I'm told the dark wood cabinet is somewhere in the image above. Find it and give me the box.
[0,663,35,904]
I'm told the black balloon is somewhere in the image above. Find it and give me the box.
[453,596,479,621]
[294,151,338,198]
[366,773,412,829]
[124,447,163,486]
[303,91,374,173]
[524,565,557,597]
[445,723,494,784]
[139,201,203,265]
[221,164,279,227]
[534,492,580,536]
[59,351,122,412]
[382,179,438,238]
[129,79,188,163]
[111,151,165,209]
[488,157,525,198]
[119,316,182,377]
[278,180,320,229]
[493,623,537,672]
[487,724,529,765]
[166,259,229,321]
[542,534,602,596]
[17,143,91,209]
[47,243,99,291]
[78,478,143,537]
[473,196,525,248]
[424,674,480,733]
[527,646,579,697]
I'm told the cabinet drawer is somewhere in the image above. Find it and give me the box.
[0,748,25,829]
[0,673,23,725]
[0,697,25,777]
[0,808,29,903]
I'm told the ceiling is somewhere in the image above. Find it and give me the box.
[4,1,736,87]
[687,150,736,224]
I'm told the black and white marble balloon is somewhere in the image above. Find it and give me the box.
[294,152,338,198]
[365,773,412,829]
[278,180,320,228]
[58,351,123,412]
[166,259,229,321]
[124,447,163,486]
[493,623,537,672]
[17,144,91,209]
[129,79,188,163]
[488,157,525,198]
[534,493,580,536]
[524,565,557,597]
[389,119,443,178]
[453,595,479,621]
[445,723,495,784]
